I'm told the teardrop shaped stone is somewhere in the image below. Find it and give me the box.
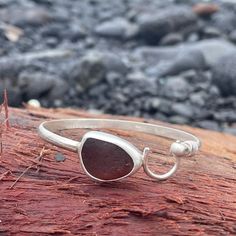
[81,138,134,181]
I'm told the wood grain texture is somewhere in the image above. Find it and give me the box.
[0,107,235,236]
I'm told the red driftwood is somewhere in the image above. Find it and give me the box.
[0,106,236,235]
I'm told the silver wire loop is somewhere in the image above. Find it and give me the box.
[142,147,181,180]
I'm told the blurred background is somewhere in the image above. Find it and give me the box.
[0,0,236,135]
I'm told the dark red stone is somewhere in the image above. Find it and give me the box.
[81,138,134,180]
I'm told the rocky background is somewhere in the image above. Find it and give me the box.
[0,0,236,135]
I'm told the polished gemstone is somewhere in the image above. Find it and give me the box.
[81,138,134,180]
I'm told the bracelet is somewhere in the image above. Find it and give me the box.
[38,119,201,182]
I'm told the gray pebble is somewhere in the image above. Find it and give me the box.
[70,52,106,92]
[18,71,56,99]
[212,53,236,96]
[202,27,222,38]
[171,103,194,118]
[55,152,66,162]
[160,33,183,46]
[161,76,191,100]
[214,110,236,122]
[190,92,206,107]
[169,116,189,125]
[95,17,138,40]
[137,6,197,44]
[5,7,52,27]
[197,120,220,131]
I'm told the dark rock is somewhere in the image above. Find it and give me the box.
[193,108,212,120]
[95,17,138,39]
[0,0,12,7]
[105,72,121,85]
[189,39,236,67]
[160,33,183,46]
[187,33,199,42]
[111,93,127,103]
[212,53,236,96]
[137,6,197,44]
[161,76,191,100]
[214,110,236,122]
[141,98,171,115]
[133,46,177,66]
[154,113,168,122]
[148,98,162,110]
[45,37,58,47]
[229,30,236,44]
[190,92,206,107]
[70,52,106,92]
[169,116,189,125]
[53,99,63,107]
[129,79,158,97]
[100,52,129,75]
[68,24,87,42]
[155,99,172,114]
[84,37,96,48]
[41,23,86,42]
[127,71,149,81]
[143,97,161,112]
[18,71,63,100]
[212,10,236,34]
[181,70,198,81]
[87,83,107,99]
[171,103,194,119]
[215,96,236,109]
[197,120,219,131]
[49,79,69,100]
[135,39,233,69]
[0,58,23,79]
[70,51,128,92]
[208,85,220,97]
[49,7,69,23]
[202,27,221,38]
[156,49,206,77]
[41,24,65,38]
[194,82,210,92]
[1,7,52,27]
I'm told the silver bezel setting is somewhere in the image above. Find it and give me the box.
[78,131,143,182]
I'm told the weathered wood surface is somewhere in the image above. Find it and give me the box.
[0,107,236,236]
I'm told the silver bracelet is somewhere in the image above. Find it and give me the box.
[38,119,201,182]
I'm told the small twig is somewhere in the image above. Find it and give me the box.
[0,117,11,158]
[0,89,10,157]
[9,147,46,189]
[3,89,10,128]
[0,170,11,181]
[67,175,81,183]
[35,149,46,173]
[9,164,33,189]
[0,127,2,157]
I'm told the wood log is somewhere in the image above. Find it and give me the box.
[0,107,235,235]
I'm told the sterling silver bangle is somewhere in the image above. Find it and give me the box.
[38,119,201,182]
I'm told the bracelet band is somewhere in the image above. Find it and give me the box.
[38,119,201,182]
